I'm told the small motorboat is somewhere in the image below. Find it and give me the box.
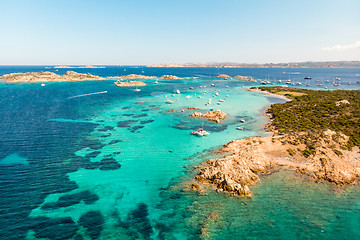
[191,128,210,137]
[236,126,243,130]
[240,118,245,123]
[41,83,45,87]
[176,90,180,94]
[166,99,174,104]
[155,80,158,84]
[134,87,141,92]
[186,95,191,99]
[219,99,225,102]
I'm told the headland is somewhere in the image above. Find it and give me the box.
[191,86,360,197]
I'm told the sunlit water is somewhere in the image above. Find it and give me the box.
[0,66,359,239]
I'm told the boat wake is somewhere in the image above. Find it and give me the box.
[68,91,107,99]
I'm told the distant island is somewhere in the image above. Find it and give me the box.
[191,87,360,197]
[148,60,360,68]
[0,71,108,83]
[53,65,105,69]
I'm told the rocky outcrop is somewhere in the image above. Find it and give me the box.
[194,132,360,197]
[233,75,254,81]
[335,99,350,106]
[189,110,227,123]
[216,74,231,79]
[160,75,181,80]
[195,138,272,197]
[114,81,147,87]
[0,71,106,83]
[118,74,156,79]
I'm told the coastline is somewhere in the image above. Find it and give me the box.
[190,87,360,197]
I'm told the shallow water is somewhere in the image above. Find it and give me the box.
[1,66,359,239]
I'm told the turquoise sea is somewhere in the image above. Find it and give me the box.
[1,66,360,239]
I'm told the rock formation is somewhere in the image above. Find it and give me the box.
[216,74,231,79]
[233,75,254,81]
[160,75,181,80]
[194,131,360,197]
[118,74,156,79]
[0,71,106,83]
[189,110,227,123]
[114,81,147,87]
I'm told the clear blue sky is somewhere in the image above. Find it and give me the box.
[1,0,359,65]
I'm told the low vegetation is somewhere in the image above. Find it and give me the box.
[259,86,360,150]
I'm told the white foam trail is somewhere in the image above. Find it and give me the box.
[68,91,107,99]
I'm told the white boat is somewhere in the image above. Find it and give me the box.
[41,83,45,87]
[191,128,209,137]
[166,99,174,104]
[198,96,202,98]
[176,90,180,94]
[186,95,191,99]
[211,84,215,87]
[219,99,225,102]
[134,87,141,92]
[286,80,292,84]
[215,92,219,96]
[217,102,221,105]
[155,80,158,84]
[236,126,243,130]
[240,118,245,123]
[189,87,194,89]
[296,82,302,85]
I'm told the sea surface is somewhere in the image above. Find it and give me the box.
[1,66,360,240]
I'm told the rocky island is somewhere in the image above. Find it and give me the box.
[114,81,147,87]
[189,110,227,123]
[160,75,181,80]
[216,74,231,79]
[192,87,360,197]
[116,74,156,79]
[233,75,254,81]
[0,71,107,83]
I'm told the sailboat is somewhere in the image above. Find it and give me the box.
[134,86,141,92]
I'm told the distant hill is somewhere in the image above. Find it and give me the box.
[148,61,360,68]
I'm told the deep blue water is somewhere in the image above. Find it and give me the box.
[1,66,360,240]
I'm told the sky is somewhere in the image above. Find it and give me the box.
[0,0,359,65]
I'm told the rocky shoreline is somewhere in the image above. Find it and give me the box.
[190,89,360,197]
